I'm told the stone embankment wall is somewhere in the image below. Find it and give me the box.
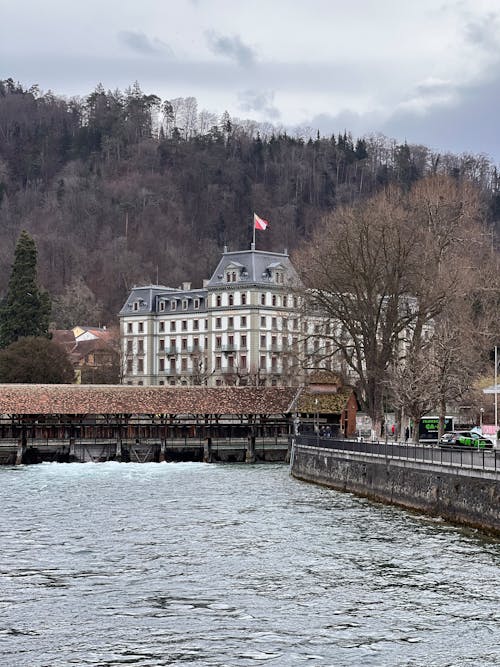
[291,444,500,535]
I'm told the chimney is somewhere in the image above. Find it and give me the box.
[182,282,191,291]
[223,245,228,253]
[203,279,209,287]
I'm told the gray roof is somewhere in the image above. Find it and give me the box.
[207,248,301,288]
[120,247,302,316]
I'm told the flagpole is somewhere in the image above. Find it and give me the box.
[252,213,256,249]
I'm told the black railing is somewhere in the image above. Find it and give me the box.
[296,435,500,473]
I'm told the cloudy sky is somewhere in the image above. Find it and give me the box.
[3,0,500,160]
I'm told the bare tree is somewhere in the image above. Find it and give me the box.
[296,176,488,436]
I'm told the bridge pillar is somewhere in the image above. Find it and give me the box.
[69,437,76,461]
[246,434,256,464]
[15,438,26,465]
[203,437,212,463]
[116,439,122,462]
[159,439,167,462]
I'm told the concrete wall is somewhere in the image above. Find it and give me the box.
[291,443,500,535]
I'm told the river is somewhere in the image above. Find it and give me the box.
[0,462,499,666]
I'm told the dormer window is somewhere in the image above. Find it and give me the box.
[216,295,222,307]
[194,298,200,309]
[229,294,234,306]
[133,301,139,311]
[182,299,188,310]
[171,300,177,311]
[226,271,237,282]
[159,301,165,312]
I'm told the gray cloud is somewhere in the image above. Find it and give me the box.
[463,12,500,50]
[238,90,280,119]
[117,30,173,56]
[305,73,500,161]
[206,32,256,67]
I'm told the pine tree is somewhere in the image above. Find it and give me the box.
[0,230,51,348]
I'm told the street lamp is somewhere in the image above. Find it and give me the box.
[495,346,498,447]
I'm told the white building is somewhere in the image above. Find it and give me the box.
[119,245,329,387]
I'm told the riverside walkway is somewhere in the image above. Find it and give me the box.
[297,434,500,473]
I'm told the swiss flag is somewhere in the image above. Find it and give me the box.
[254,212,269,230]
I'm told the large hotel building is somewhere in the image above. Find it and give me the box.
[120,245,330,387]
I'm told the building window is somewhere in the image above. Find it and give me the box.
[159,321,165,332]
[193,337,199,351]
[272,317,277,329]
[241,293,247,305]
[215,318,222,329]
[272,295,277,306]
[182,299,188,310]
[181,338,188,350]
[170,338,176,351]
[170,358,176,372]
[228,316,234,329]
[137,339,144,353]
[138,322,144,333]
[283,296,288,308]
[261,293,266,305]
[193,319,199,330]
[272,356,278,370]
[159,358,165,371]
[127,340,133,353]
[205,319,208,329]
[229,294,234,306]
[260,334,266,348]
[133,301,139,311]
[127,322,133,333]
[228,355,234,369]
[138,359,144,372]
[194,299,200,310]
[181,357,187,371]
[215,336,222,348]
[182,320,188,331]
[171,300,177,311]
[127,359,133,372]
[216,295,222,307]
[159,301,165,312]
[170,321,176,332]
[240,355,247,369]
[159,339,165,351]
[241,334,247,348]
[159,380,165,385]
[138,380,143,386]
[260,316,266,328]
[241,316,247,327]
[215,356,222,370]
[228,335,234,348]
[260,355,266,370]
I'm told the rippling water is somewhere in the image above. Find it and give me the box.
[0,462,499,666]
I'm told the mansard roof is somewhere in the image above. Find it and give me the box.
[0,384,302,416]
[206,247,301,288]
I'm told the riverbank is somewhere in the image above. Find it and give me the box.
[290,441,500,535]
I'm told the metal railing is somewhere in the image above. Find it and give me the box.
[297,435,500,473]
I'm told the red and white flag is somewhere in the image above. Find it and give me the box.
[254,212,269,230]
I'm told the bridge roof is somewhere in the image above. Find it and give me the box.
[0,384,302,416]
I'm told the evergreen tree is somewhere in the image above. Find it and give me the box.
[0,337,74,383]
[0,230,51,348]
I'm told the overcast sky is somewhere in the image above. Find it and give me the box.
[3,0,500,160]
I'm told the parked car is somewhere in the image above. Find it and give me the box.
[439,431,494,449]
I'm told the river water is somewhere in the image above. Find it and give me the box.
[0,462,499,667]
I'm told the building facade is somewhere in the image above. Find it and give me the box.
[120,245,323,387]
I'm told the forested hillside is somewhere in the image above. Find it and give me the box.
[0,77,499,324]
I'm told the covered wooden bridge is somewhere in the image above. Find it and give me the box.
[0,384,302,464]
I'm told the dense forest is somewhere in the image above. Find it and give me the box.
[0,77,499,325]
